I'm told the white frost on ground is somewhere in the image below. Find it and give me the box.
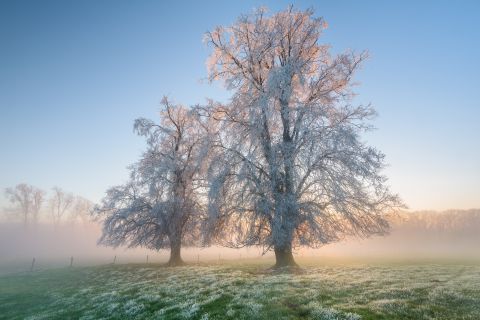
[10,263,480,319]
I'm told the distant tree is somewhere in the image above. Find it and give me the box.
[95,98,210,266]
[31,188,45,227]
[5,183,45,227]
[203,7,403,268]
[70,196,94,227]
[49,187,74,229]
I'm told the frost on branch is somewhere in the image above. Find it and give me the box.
[95,98,210,266]
[203,6,403,268]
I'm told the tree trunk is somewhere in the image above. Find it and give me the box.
[166,239,184,267]
[273,245,298,268]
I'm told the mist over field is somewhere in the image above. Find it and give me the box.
[2,209,480,319]
[318,209,480,259]
[2,209,479,274]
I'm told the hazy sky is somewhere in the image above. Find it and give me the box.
[1,0,479,211]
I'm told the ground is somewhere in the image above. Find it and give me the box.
[1,258,479,319]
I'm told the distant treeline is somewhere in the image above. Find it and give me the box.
[2,183,93,228]
[320,209,480,259]
[392,209,480,235]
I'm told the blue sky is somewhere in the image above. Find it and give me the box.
[1,0,479,210]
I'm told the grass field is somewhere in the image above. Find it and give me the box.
[1,258,479,320]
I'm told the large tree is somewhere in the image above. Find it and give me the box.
[203,7,402,268]
[95,98,209,266]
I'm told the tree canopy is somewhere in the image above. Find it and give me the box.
[202,7,402,267]
[96,7,402,269]
[95,98,210,266]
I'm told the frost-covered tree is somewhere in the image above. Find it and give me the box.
[5,183,45,227]
[49,187,74,229]
[203,7,403,268]
[95,98,209,266]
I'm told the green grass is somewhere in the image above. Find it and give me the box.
[1,258,479,319]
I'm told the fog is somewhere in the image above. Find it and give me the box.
[1,209,479,274]
[309,209,480,260]
[0,221,267,274]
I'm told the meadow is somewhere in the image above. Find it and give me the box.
[1,258,479,319]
